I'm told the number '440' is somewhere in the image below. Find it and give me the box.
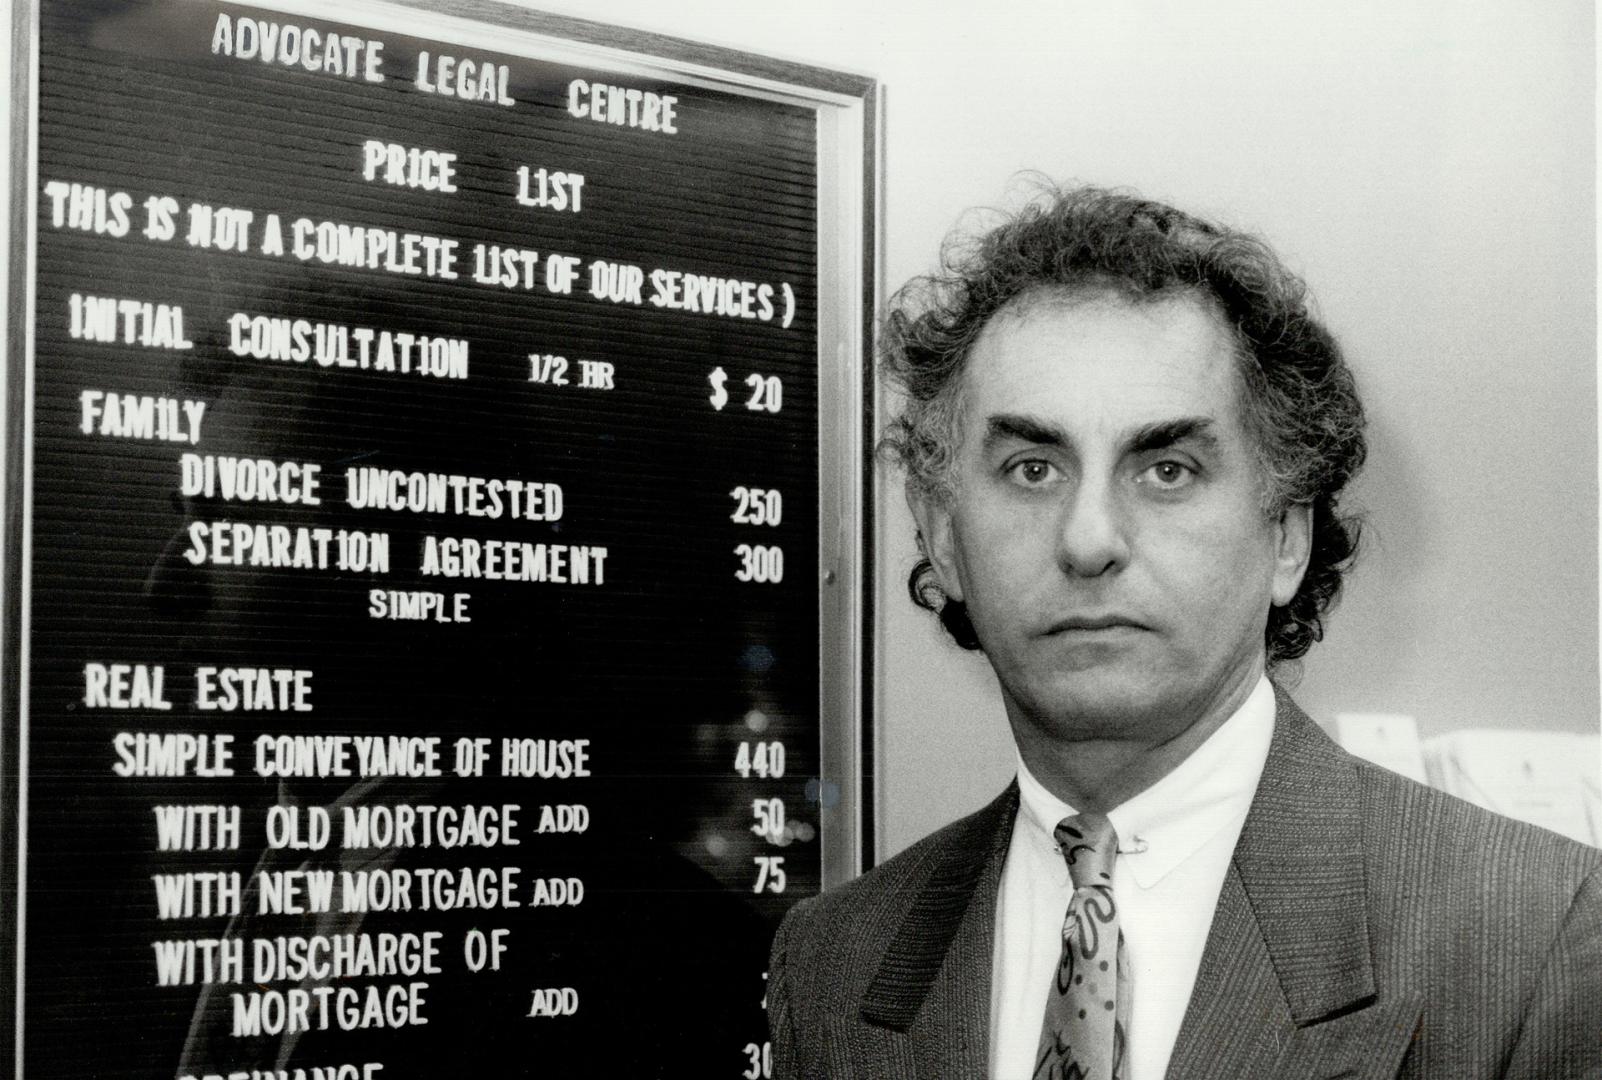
[734,740,785,778]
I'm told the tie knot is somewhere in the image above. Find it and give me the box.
[1053,812,1118,889]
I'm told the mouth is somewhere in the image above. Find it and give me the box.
[1046,615,1148,634]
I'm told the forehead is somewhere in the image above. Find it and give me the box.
[960,289,1243,433]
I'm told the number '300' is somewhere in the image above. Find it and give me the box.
[735,544,784,583]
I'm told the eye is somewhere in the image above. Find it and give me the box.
[1138,460,1196,490]
[1007,458,1062,487]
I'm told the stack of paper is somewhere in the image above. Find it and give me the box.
[1423,730,1600,846]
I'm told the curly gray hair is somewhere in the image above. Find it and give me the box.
[882,183,1367,662]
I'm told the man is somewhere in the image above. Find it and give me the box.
[767,186,1602,1079]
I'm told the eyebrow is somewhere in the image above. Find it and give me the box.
[982,413,1220,455]
[1126,417,1219,455]
[982,413,1070,450]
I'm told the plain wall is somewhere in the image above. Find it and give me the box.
[8,0,1596,860]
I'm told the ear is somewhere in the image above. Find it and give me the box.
[1270,502,1313,607]
[906,488,965,604]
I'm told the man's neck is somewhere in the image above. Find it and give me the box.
[1010,666,1266,813]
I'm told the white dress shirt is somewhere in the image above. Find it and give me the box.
[989,675,1275,1080]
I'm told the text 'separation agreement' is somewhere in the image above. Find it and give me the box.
[5,2,876,1075]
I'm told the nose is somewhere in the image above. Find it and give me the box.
[1055,478,1130,577]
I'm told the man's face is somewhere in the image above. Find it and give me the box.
[911,290,1310,747]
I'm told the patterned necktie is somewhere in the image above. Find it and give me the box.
[1033,812,1131,1080]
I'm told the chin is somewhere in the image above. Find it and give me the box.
[1020,671,1176,735]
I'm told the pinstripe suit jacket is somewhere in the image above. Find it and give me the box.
[768,691,1602,1079]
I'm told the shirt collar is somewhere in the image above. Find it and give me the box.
[1014,674,1276,889]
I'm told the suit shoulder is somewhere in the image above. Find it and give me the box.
[1351,754,1601,909]
[771,788,1012,1007]
[784,791,1010,936]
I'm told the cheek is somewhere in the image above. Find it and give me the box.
[951,518,1046,613]
[1152,518,1279,620]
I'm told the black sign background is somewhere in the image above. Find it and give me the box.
[9,1,869,1076]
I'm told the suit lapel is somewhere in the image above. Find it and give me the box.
[858,783,1017,1076]
[1166,689,1421,1080]
[1165,861,1296,1078]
